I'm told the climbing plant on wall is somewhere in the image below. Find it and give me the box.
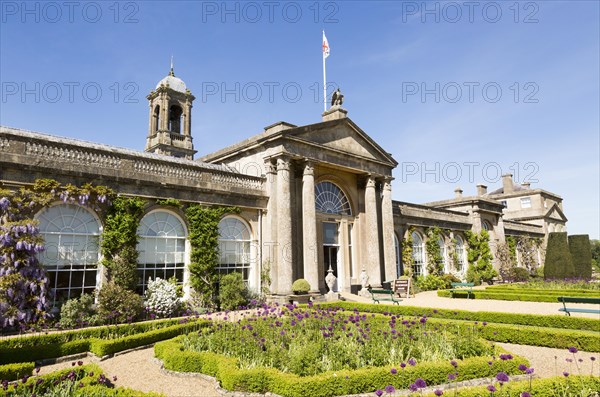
[100,196,146,290]
[425,227,443,275]
[401,227,414,277]
[185,205,240,309]
[0,179,113,330]
[464,229,497,285]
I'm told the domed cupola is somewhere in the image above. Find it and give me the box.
[145,60,197,160]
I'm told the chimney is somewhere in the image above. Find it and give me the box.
[502,174,514,194]
[521,182,531,189]
[476,184,487,196]
[454,187,463,198]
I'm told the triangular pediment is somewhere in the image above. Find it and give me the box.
[286,118,397,166]
[545,204,568,222]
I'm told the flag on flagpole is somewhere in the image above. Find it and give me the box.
[322,31,330,58]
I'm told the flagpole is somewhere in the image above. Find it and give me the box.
[323,46,327,113]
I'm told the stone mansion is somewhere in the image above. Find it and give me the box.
[0,68,568,303]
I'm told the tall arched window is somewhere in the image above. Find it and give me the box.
[438,237,447,271]
[37,204,101,306]
[217,217,252,282]
[412,232,425,276]
[394,233,402,277]
[315,181,352,216]
[455,235,466,272]
[168,104,183,133]
[137,211,186,293]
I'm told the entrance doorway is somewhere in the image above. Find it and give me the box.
[323,222,340,291]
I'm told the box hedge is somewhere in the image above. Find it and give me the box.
[319,302,599,332]
[0,320,209,364]
[155,336,529,397]
[0,362,35,381]
[544,232,575,279]
[422,375,600,397]
[436,290,591,302]
[569,234,593,280]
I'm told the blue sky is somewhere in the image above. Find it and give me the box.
[1,1,599,238]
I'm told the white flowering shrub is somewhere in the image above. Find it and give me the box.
[144,277,180,318]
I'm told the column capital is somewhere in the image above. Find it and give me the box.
[365,175,377,188]
[303,161,315,176]
[276,157,291,171]
[264,160,277,175]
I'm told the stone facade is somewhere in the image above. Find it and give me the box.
[0,70,565,303]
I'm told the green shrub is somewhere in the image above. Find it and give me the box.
[507,267,530,282]
[59,293,101,328]
[568,234,593,280]
[0,362,34,381]
[465,230,497,285]
[291,278,311,294]
[109,246,139,290]
[218,272,249,310]
[96,282,144,324]
[544,232,575,279]
[415,274,450,291]
[437,289,595,303]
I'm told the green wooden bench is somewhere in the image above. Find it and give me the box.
[558,296,600,316]
[368,289,402,305]
[449,282,474,299]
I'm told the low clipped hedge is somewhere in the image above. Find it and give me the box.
[155,336,529,397]
[0,362,35,381]
[422,375,600,397]
[485,285,599,295]
[437,289,598,302]
[1,363,164,396]
[316,303,599,352]
[319,302,599,332]
[0,320,209,364]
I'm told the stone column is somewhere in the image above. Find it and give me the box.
[364,175,381,287]
[263,160,277,294]
[276,157,293,295]
[381,177,397,283]
[301,161,319,292]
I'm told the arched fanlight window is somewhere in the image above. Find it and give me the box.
[37,204,101,306]
[217,217,252,282]
[137,211,186,293]
[482,221,492,231]
[315,181,351,216]
[412,232,425,276]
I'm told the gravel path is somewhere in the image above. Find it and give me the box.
[35,293,599,397]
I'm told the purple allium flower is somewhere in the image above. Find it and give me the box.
[408,358,417,366]
[448,373,456,381]
[450,360,458,367]
[400,362,406,368]
[409,384,418,392]
[375,390,384,397]
[563,372,569,377]
[434,389,444,396]
[568,347,578,354]
[385,385,395,394]
[415,378,427,388]
[518,364,528,372]
[390,368,397,375]
[487,385,497,392]
[495,372,509,383]
[525,368,535,375]
[591,357,596,361]
[520,393,531,397]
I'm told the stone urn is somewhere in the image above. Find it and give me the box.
[325,266,337,297]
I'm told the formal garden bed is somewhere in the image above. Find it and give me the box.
[437,279,600,302]
[155,303,532,397]
[0,363,163,397]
